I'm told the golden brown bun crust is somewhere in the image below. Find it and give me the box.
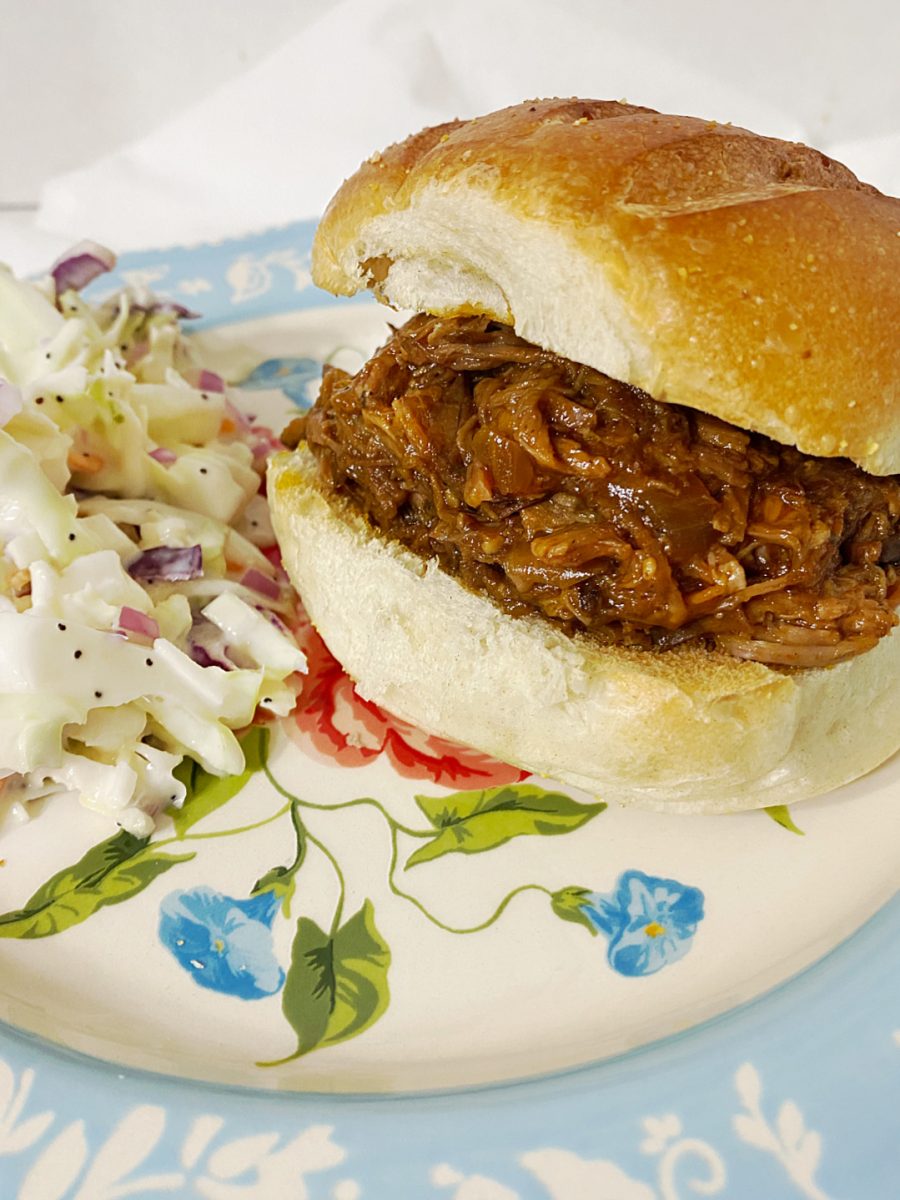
[269,447,900,811]
[313,98,900,475]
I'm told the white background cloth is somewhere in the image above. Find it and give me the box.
[3,0,899,273]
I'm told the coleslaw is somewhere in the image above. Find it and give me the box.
[0,243,306,836]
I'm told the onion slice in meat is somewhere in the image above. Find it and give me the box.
[717,634,879,667]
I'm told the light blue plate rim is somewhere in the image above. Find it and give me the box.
[1,221,896,1198]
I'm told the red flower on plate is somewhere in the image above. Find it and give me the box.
[292,609,528,786]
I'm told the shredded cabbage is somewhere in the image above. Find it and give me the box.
[0,254,306,836]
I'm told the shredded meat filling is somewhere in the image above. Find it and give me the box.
[301,314,900,667]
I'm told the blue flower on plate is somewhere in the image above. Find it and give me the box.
[158,886,285,1000]
[576,870,705,977]
[237,357,322,409]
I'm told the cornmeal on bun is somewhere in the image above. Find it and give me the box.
[269,98,900,811]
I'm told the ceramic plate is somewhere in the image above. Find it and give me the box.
[0,221,897,1199]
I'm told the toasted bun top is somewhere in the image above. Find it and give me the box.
[312,98,900,476]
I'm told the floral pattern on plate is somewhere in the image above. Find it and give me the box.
[237,355,323,409]
[1,721,703,1062]
[158,886,285,1000]
[291,610,529,786]
[556,870,706,976]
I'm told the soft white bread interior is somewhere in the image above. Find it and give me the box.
[312,98,900,476]
[269,448,900,812]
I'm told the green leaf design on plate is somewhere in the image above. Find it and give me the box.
[551,886,599,936]
[251,798,307,918]
[251,861,300,921]
[0,831,194,939]
[252,864,297,906]
[406,784,606,868]
[170,725,269,837]
[267,900,390,1063]
[764,805,805,836]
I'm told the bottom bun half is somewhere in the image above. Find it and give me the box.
[269,447,900,813]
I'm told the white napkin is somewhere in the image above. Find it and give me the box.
[18,0,900,263]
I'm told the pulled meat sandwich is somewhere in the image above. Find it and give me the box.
[269,98,900,811]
